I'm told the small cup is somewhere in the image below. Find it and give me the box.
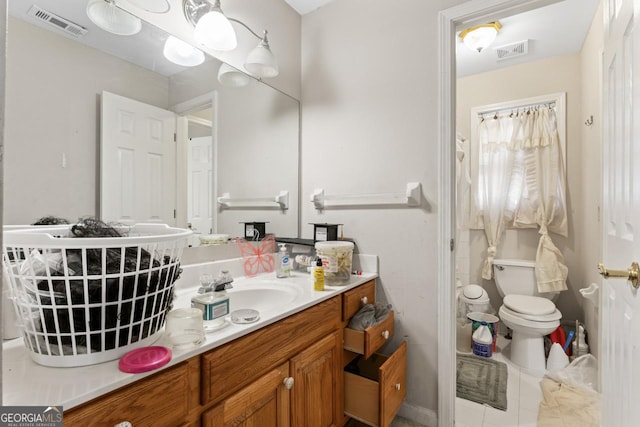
[165,307,205,350]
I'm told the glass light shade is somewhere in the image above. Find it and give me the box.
[163,36,205,67]
[217,63,251,87]
[194,10,237,51]
[86,0,142,36]
[244,41,279,78]
[462,26,498,53]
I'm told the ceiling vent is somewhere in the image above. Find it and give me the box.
[27,5,88,38]
[494,40,529,61]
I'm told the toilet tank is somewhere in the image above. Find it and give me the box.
[492,258,557,300]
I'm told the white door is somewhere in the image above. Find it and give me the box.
[100,91,177,225]
[187,136,213,234]
[601,0,640,425]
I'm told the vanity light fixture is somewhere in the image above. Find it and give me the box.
[86,0,142,36]
[163,35,205,67]
[183,0,279,79]
[183,0,236,51]
[242,29,279,78]
[459,21,502,53]
[217,63,252,87]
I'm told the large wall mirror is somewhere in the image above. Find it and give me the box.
[5,0,300,239]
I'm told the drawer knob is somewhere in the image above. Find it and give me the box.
[283,377,295,390]
[395,383,401,391]
[361,296,368,305]
[382,330,390,340]
[114,423,132,427]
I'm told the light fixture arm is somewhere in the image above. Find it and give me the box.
[228,17,265,41]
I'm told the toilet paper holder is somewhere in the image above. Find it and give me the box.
[579,283,599,307]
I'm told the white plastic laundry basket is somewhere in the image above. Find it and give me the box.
[2,223,191,367]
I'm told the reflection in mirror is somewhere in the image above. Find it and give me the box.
[5,0,300,240]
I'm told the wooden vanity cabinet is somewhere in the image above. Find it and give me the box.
[62,285,382,427]
[341,280,407,427]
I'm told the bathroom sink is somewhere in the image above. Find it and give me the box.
[227,282,302,313]
[172,279,303,314]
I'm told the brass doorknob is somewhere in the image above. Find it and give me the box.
[598,262,640,288]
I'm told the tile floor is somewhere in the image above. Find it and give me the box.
[346,415,424,427]
[456,335,544,427]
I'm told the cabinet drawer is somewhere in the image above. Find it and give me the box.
[342,280,375,321]
[63,362,191,427]
[344,341,407,427]
[344,310,394,358]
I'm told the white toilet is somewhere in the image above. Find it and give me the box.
[493,258,562,373]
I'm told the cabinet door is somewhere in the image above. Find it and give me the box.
[202,362,290,427]
[290,330,343,427]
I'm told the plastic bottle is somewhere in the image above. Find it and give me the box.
[313,258,325,291]
[276,243,291,278]
[472,321,493,357]
[572,325,589,359]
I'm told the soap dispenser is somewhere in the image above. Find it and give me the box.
[276,243,291,278]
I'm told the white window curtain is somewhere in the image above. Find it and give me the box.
[475,106,568,292]
[511,108,568,292]
[476,116,517,280]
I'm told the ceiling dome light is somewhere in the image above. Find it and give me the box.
[217,63,251,87]
[86,0,142,36]
[459,21,502,53]
[163,36,205,67]
[244,31,279,78]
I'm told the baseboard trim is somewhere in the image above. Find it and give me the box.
[397,402,437,427]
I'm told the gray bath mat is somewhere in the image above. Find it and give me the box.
[456,353,508,411]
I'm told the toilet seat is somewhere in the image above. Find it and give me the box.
[502,295,561,322]
[499,305,561,329]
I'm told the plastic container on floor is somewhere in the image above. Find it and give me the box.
[472,322,493,358]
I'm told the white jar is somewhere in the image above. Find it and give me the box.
[315,241,354,285]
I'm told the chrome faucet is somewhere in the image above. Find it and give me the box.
[197,270,234,293]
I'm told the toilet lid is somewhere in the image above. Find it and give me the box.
[503,295,556,316]
[460,284,490,304]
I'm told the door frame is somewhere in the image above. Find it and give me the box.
[437,1,564,425]
[171,91,218,232]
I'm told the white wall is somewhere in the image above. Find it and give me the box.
[577,0,603,360]
[301,0,465,420]
[457,54,584,325]
[4,17,169,224]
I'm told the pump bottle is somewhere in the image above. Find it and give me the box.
[276,243,291,278]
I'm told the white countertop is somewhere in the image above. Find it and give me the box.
[3,255,377,410]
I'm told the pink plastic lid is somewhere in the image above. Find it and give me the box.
[118,346,172,373]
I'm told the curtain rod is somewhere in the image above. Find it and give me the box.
[478,100,557,120]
